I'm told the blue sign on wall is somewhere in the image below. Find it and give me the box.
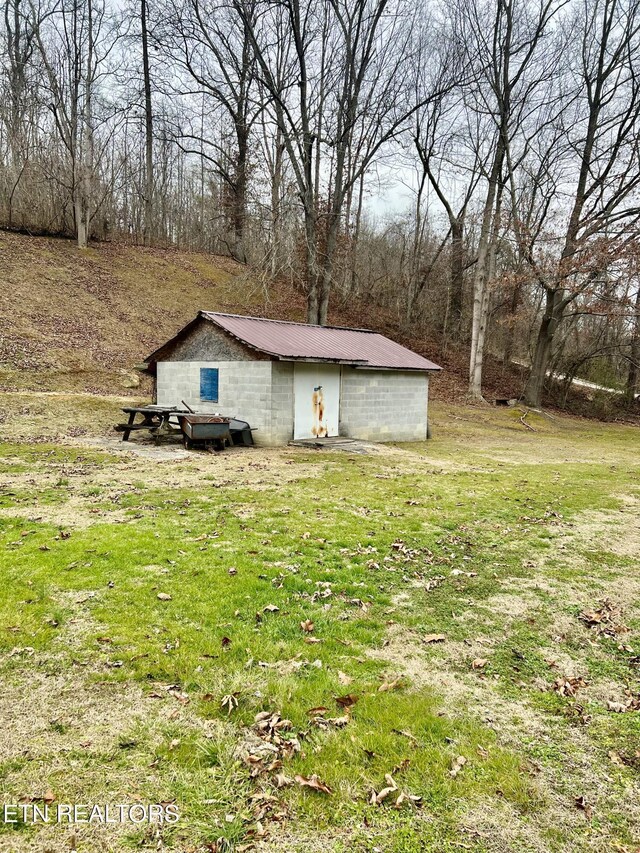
[200,367,219,402]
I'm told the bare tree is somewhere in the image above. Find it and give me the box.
[454,0,562,399]
[413,93,480,336]
[626,280,640,402]
[238,0,432,324]
[154,0,260,263]
[523,0,640,407]
[140,0,153,245]
[32,0,120,247]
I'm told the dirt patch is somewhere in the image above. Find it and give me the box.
[0,670,156,763]
[0,442,334,531]
[80,435,191,460]
[370,495,640,852]
[367,624,548,736]
[0,592,233,853]
[555,496,640,561]
[0,494,133,529]
[459,798,554,853]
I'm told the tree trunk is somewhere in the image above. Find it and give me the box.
[305,202,320,324]
[469,141,504,399]
[74,0,93,250]
[231,120,248,264]
[626,285,640,403]
[269,129,283,277]
[346,170,365,298]
[318,221,339,326]
[523,287,563,407]
[75,156,89,249]
[141,0,154,247]
[450,216,464,325]
[502,277,522,365]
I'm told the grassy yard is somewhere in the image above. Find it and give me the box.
[0,401,639,852]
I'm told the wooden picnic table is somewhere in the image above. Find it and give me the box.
[115,405,186,442]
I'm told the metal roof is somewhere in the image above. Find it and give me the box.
[198,312,441,371]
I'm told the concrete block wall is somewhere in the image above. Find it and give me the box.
[270,361,295,444]
[339,368,429,442]
[156,361,277,444]
[156,359,429,445]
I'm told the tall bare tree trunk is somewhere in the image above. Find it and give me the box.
[524,287,563,405]
[626,284,640,403]
[346,170,365,298]
[76,0,93,249]
[231,118,248,264]
[469,144,504,398]
[450,216,464,325]
[141,0,153,246]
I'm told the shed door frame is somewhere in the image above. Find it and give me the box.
[293,363,341,440]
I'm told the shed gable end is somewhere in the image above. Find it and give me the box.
[158,318,269,363]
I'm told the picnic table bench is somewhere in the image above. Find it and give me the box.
[115,406,254,449]
[115,406,185,442]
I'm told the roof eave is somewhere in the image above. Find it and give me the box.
[352,364,442,372]
[277,355,368,365]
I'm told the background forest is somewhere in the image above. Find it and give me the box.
[1,0,639,407]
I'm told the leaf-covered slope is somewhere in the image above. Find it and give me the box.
[0,231,308,393]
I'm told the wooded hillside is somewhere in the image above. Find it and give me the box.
[1,0,639,409]
[0,230,286,393]
[2,229,638,426]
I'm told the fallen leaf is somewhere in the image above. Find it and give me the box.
[337,671,353,685]
[335,694,359,708]
[157,592,172,601]
[553,676,588,697]
[449,756,467,778]
[423,634,446,644]
[263,604,280,613]
[392,728,418,745]
[294,774,332,794]
[304,637,322,644]
[221,694,239,714]
[168,688,190,704]
[327,713,350,727]
[372,773,398,804]
[300,619,314,633]
[379,678,403,692]
[375,785,397,804]
[574,795,592,820]
[472,658,488,669]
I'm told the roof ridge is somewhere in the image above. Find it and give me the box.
[200,311,375,334]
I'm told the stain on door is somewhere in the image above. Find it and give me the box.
[312,385,327,436]
[294,364,340,439]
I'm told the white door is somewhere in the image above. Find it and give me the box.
[294,363,340,439]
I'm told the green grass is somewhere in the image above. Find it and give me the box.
[0,403,639,851]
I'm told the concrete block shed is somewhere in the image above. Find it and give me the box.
[141,313,441,446]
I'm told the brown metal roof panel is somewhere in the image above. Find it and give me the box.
[201,312,441,371]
